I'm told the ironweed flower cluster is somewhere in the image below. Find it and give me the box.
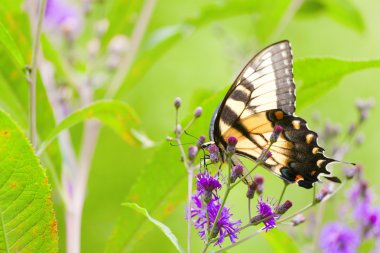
[312,98,378,253]
[169,97,373,252]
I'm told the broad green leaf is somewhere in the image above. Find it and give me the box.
[297,0,364,33]
[294,58,380,108]
[0,110,58,252]
[37,100,140,154]
[105,91,224,252]
[0,21,24,67]
[123,202,184,253]
[323,0,364,33]
[263,229,300,253]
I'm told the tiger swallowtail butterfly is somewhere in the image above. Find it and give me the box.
[208,40,341,189]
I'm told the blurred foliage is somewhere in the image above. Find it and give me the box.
[0,0,379,252]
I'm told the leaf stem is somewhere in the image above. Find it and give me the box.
[29,0,47,148]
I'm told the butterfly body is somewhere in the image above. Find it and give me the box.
[209,40,339,189]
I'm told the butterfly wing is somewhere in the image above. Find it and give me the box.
[211,40,338,189]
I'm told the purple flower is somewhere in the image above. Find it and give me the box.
[190,195,241,246]
[354,203,380,238]
[270,124,283,143]
[196,172,221,203]
[363,207,380,238]
[196,172,221,194]
[319,222,360,253]
[208,144,219,163]
[348,180,371,205]
[254,197,279,231]
[44,0,83,38]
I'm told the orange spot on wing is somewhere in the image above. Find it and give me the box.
[275,111,284,120]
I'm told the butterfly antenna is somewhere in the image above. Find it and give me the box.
[169,141,196,147]
[184,130,201,141]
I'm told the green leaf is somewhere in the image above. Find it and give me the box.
[323,0,364,32]
[123,202,184,253]
[0,110,58,252]
[0,21,24,67]
[297,0,365,33]
[263,229,300,253]
[294,58,380,108]
[37,100,140,154]
[105,91,224,252]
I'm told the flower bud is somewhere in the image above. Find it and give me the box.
[194,107,202,118]
[315,187,329,203]
[108,35,129,54]
[356,98,375,122]
[174,124,182,136]
[208,144,219,163]
[197,135,206,149]
[291,214,306,226]
[250,214,264,225]
[344,167,356,180]
[270,125,283,143]
[258,149,272,163]
[174,97,182,109]
[188,146,198,162]
[227,136,238,154]
[254,175,264,195]
[230,164,244,183]
[275,200,293,215]
[246,183,256,199]
[95,19,109,37]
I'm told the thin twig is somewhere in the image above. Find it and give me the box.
[106,0,157,98]
[175,136,193,253]
[29,0,47,148]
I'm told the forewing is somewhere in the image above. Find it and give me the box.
[214,40,296,144]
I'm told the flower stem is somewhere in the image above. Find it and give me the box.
[202,157,234,253]
[277,181,289,206]
[248,198,252,220]
[187,168,193,253]
[175,135,193,253]
[29,0,47,148]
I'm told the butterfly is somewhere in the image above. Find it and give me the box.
[208,40,341,189]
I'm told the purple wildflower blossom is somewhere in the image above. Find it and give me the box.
[354,203,380,238]
[44,0,83,38]
[190,195,241,246]
[196,172,221,194]
[256,197,279,231]
[348,180,371,204]
[320,222,360,253]
[364,207,380,238]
